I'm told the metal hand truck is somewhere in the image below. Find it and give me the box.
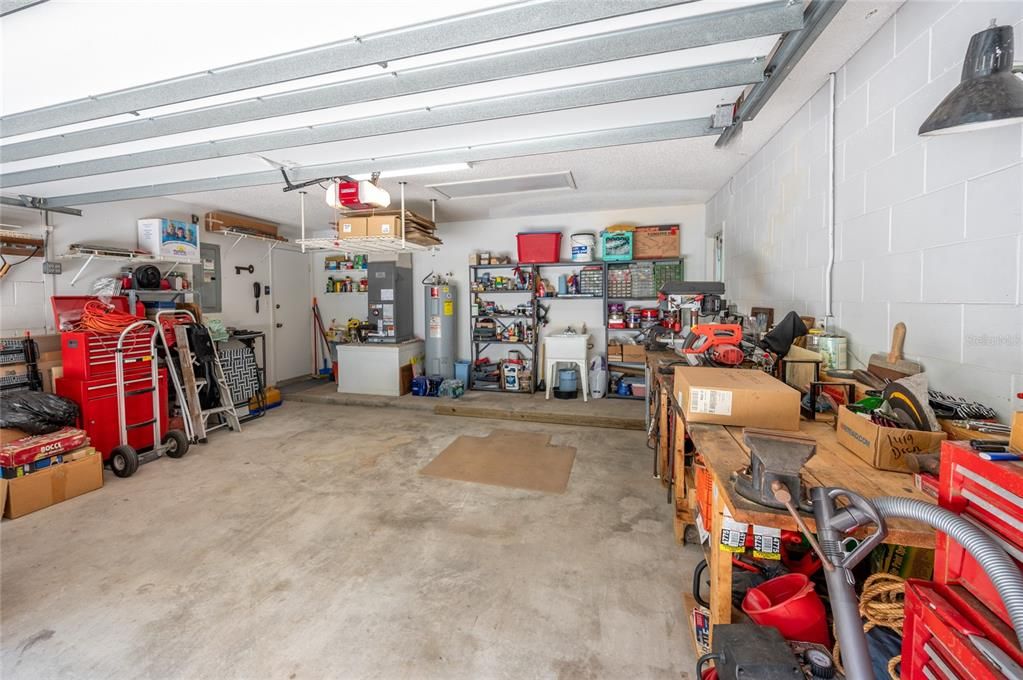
[110,320,189,477]
[154,309,198,442]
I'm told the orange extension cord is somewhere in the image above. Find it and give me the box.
[76,300,142,333]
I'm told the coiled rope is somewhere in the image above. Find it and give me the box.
[833,572,906,679]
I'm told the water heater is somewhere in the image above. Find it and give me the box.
[424,281,457,377]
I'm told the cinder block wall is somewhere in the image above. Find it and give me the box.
[707,0,1023,418]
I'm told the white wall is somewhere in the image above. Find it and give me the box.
[0,197,311,384]
[414,204,707,363]
[707,0,1023,418]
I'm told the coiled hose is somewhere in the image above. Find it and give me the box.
[872,495,1023,648]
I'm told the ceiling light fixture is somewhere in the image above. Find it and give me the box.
[349,162,471,181]
[919,21,1023,135]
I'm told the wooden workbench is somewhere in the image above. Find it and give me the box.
[646,353,937,652]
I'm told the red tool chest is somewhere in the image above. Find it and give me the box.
[936,439,1023,626]
[60,328,155,380]
[56,370,168,458]
[902,579,1023,679]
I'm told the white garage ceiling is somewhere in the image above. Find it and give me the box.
[0,0,901,229]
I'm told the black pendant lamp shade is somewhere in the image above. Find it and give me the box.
[919,23,1023,135]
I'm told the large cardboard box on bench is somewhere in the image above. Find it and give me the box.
[4,448,103,519]
[674,367,801,431]
[836,406,946,473]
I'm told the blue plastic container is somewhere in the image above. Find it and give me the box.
[454,360,471,386]
[558,367,579,392]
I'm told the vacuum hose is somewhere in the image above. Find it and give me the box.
[872,495,1023,648]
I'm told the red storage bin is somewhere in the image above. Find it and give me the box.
[516,232,562,263]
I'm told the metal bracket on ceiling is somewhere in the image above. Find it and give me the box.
[0,195,83,217]
[280,167,352,193]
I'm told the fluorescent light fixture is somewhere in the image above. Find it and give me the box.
[427,171,576,200]
[349,162,471,180]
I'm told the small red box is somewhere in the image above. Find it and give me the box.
[516,232,562,263]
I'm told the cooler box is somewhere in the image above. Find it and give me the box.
[516,232,562,263]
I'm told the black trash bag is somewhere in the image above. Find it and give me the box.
[0,392,80,435]
[758,310,809,358]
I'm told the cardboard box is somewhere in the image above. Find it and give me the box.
[621,345,647,363]
[836,406,947,473]
[1011,411,1022,453]
[607,345,623,362]
[137,218,200,261]
[871,543,934,580]
[336,217,368,238]
[4,448,102,519]
[366,215,397,237]
[633,224,680,259]
[674,367,801,431]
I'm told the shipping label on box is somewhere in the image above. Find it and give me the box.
[688,388,733,415]
[367,216,396,237]
[138,218,199,261]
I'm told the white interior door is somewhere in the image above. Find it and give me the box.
[271,248,312,383]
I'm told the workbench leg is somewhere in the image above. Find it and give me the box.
[708,481,733,637]
[658,386,670,485]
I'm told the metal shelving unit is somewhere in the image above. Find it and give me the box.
[469,264,538,394]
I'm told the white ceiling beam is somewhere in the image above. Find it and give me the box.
[1,0,802,162]
[1,59,764,187]
[0,0,696,137]
[40,118,720,208]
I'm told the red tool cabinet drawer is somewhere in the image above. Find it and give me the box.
[61,328,154,381]
[937,440,1023,626]
[901,580,1022,679]
[56,370,167,458]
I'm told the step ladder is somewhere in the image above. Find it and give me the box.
[155,311,196,442]
[173,324,241,441]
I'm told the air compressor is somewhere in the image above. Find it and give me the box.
[424,273,456,378]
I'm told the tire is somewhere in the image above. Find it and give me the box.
[110,445,139,478]
[162,430,190,459]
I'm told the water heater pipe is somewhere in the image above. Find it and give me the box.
[824,72,836,326]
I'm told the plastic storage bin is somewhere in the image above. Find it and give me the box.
[601,231,633,261]
[517,232,562,263]
[454,360,471,387]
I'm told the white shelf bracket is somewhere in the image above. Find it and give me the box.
[69,253,95,287]
[226,234,245,255]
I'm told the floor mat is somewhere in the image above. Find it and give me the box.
[420,430,576,493]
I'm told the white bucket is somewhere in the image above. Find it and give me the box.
[570,232,596,262]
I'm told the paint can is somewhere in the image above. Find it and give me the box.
[626,307,643,329]
[818,335,848,371]
[570,233,596,262]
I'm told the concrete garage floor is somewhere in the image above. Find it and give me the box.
[1,403,699,679]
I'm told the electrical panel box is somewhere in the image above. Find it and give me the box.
[194,242,221,313]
